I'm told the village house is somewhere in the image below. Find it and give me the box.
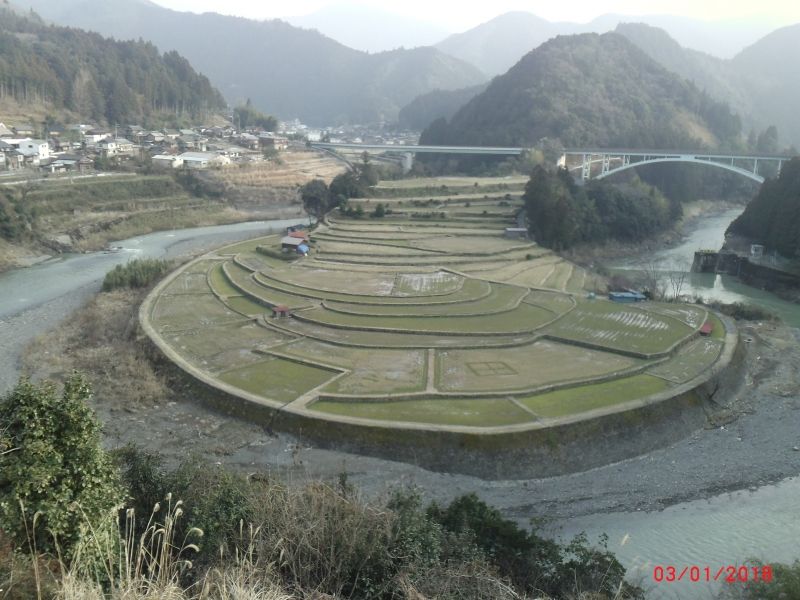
[124,125,146,142]
[147,143,172,156]
[280,236,310,255]
[0,140,21,170]
[237,133,260,150]
[204,125,234,138]
[98,137,137,157]
[10,124,35,137]
[40,154,93,174]
[84,128,112,147]
[259,132,289,150]
[178,151,231,169]
[178,134,207,152]
[152,154,184,169]
[145,131,166,145]
[14,139,51,165]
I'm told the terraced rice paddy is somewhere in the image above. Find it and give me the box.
[142,180,731,435]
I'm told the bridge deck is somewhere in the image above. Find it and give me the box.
[311,142,525,155]
[563,149,792,161]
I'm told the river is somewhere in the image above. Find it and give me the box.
[611,207,800,327]
[0,218,306,391]
[1,211,799,599]
[553,207,800,598]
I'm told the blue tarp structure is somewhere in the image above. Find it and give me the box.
[297,243,310,255]
[609,291,646,303]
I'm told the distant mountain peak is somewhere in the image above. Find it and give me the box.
[422,31,741,151]
[287,3,451,53]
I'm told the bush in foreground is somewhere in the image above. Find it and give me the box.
[0,374,642,599]
[0,374,123,562]
[718,560,800,599]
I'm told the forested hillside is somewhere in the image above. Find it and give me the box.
[0,6,225,125]
[420,33,742,150]
[614,23,748,119]
[397,83,487,130]
[11,0,486,125]
[732,24,800,149]
[616,23,800,149]
[524,166,681,250]
[727,158,800,258]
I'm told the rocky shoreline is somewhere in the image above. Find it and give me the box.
[563,199,746,270]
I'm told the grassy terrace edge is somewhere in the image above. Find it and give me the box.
[138,235,742,479]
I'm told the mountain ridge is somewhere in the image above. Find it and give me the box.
[434,11,783,75]
[0,5,226,126]
[420,33,742,151]
[11,0,485,125]
[616,22,800,148]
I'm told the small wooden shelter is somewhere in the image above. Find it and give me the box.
[272,305,291,318]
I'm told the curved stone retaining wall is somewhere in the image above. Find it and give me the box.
[140,277,743,480]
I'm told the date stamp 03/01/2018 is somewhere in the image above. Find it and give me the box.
[652,565,774,584]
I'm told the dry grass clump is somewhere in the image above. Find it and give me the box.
[43,496,295,600]
[0,530,60,600]
[23,289,170,407]
[247,481,395,597]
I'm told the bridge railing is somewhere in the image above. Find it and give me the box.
[560,149,793,183]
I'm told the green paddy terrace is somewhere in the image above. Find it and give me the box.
[141,194,732,435]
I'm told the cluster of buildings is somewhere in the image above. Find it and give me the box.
[0,121,291,174]
[279,119,420,146]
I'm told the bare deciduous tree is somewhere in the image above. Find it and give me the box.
[638,260,667,301]
[666,259,691,302]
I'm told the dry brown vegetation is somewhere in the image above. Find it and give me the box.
[0,484,528,600]
[22,289,169,407]
[214,152,345,188]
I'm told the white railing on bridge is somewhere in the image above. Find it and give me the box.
[561,148,793,184]
[310,142,525,155]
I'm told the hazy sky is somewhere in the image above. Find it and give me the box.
[150,0,799,31]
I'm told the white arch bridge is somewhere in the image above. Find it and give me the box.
[310,142,793,182]
[561,148,792,183]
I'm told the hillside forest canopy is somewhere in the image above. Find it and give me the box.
[524,166,682,250]
[727,157,800,258]
[0,6,226,126]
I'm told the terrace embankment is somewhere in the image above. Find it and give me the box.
[139,178,739,479]
[0,150,343,271]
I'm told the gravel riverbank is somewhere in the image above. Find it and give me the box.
[85,318,800,522]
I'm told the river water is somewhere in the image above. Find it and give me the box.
[0,218,306,391]
[554,207,800,598]
[2,211,799,599]
[611,208,800,327]
[0,219,306,322]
